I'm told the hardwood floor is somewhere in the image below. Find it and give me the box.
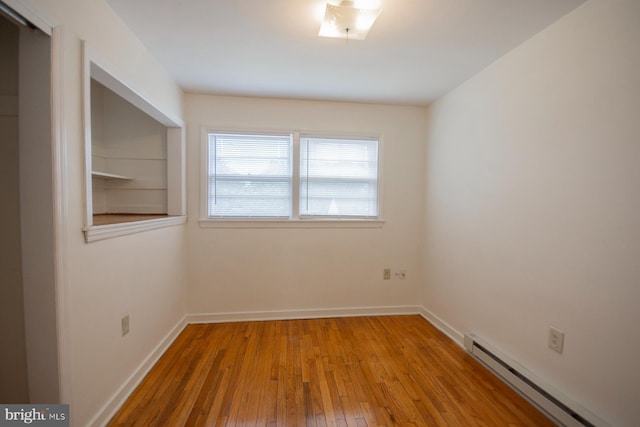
[107,315,554,426]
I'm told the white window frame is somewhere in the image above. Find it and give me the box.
[199,129,384,228]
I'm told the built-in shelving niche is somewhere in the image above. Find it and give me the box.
[83,42,185,242]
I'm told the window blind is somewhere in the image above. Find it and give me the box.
[208,133,292,217]
[300,137,378,218]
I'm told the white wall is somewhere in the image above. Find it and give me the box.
[10,0,187,425]
[186,95,426,316]
[423,0,640,425]
[90,80,107,214]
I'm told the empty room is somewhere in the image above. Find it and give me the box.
[0,0,638,426]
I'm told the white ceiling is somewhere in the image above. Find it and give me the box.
[106,0,584,106]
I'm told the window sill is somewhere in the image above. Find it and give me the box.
[198,218,385,229]
[84,216,186,243]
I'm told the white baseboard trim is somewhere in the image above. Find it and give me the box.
[89,316,187,427]
[418,306,465,346]
[187,305,422,324]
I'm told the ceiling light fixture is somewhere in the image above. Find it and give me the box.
[318,0,382,41]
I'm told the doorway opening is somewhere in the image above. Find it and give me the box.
[0,1,59,404]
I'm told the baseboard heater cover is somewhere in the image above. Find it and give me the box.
[463,333,608,427]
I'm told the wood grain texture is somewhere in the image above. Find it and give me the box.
[108,315,554,426]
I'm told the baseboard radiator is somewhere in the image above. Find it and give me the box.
[463,333,608,427]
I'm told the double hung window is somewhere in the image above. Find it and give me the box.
[207,133,292,218]
[299,136,378,218]
[205,131,380,221]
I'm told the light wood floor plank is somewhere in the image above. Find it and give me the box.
[108,316,554,427]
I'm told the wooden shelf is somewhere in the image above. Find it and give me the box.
[91,170,132,181]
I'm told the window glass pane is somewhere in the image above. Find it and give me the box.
[300,137,378,218]
[208,133,292,217]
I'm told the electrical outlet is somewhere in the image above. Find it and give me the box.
[548,326,564,353]
[122,315,130,337]
[383,268,391,280]
[395,270,407,280]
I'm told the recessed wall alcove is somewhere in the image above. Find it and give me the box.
[82,43,186,242]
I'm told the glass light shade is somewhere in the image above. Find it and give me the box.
[318,2,382,40]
